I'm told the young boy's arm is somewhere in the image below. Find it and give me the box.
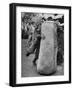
[41,33,45,40]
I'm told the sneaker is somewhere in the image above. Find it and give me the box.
[26,53,30,56]
[33,60,36,65]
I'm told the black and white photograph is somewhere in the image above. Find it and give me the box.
[9,3,71,87]
[21,12,64,77]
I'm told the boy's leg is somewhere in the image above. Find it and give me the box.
[26,43,35,56]
[26,40,37,56]
[33,42,40,65]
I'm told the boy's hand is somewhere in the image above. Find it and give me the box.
[41,34,45,40]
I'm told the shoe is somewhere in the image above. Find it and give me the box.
[33,60,36,65]
[26,53,30,56]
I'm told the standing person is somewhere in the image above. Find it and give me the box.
[32,23,42,65]
[26,22,45,65]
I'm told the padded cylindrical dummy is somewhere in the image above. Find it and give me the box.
[37,21,58,75]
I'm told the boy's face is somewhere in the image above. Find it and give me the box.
[33,24,36,28]
[37,29,40,31]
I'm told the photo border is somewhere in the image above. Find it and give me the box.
[9,3,71,87]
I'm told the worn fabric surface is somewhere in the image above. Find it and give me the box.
[37,21,58,74]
